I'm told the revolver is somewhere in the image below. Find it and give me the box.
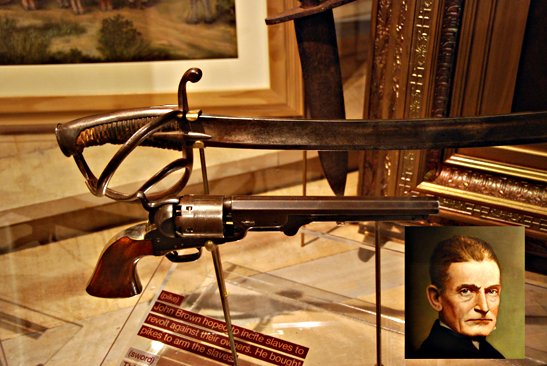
[86,194,438,298]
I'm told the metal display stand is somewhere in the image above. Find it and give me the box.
[99,236,407,366]
[97,144,413,366]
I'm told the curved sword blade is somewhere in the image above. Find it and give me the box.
[268,1,355,195]
[56,107,547,156]
[293,8,348,195]
[185,111,547,150]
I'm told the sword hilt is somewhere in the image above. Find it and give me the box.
[55,107,178,157]
[72,114,183,153]
[55,68,206,202]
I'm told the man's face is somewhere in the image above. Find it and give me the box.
[438,260,501,337]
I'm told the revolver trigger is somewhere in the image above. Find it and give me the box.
[166,247,202,263]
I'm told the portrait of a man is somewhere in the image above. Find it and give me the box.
[405,226,525,360]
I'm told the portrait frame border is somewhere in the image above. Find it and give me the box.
[404,225,526,360]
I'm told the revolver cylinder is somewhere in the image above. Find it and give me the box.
[174,195,225,238]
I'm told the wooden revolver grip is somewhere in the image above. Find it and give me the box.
[86,225,155,298]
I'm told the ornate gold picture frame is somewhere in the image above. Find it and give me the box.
[362,0,547,255]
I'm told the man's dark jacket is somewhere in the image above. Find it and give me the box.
[413,319,504,359]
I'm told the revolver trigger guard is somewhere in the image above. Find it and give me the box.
[166,248,203,263]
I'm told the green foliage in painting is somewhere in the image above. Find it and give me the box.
[0,17,87,64]
[0,14,172,64]
[97,14,170,61]
[215,0,236,24]
[0,17,48,64]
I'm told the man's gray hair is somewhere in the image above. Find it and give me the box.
[429,235,500,294]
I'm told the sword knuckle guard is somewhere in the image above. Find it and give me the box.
[56,67,208,203]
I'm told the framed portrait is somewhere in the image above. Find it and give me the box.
[0,0,303,125]
[405,225,525,360]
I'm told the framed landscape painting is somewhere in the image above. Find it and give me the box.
[0,0,303,124]
[0,0,238,64]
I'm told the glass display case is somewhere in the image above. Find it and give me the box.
[1,1,547,365]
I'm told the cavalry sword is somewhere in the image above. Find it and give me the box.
[57,104,547,155]
[56,68,547,202]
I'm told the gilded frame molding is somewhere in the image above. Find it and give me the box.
[363,0,547,249]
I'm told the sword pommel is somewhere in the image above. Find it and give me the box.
[178,67,202,112]
[265,0,356,25]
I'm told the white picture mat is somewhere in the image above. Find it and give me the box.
[0,0,269,97]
